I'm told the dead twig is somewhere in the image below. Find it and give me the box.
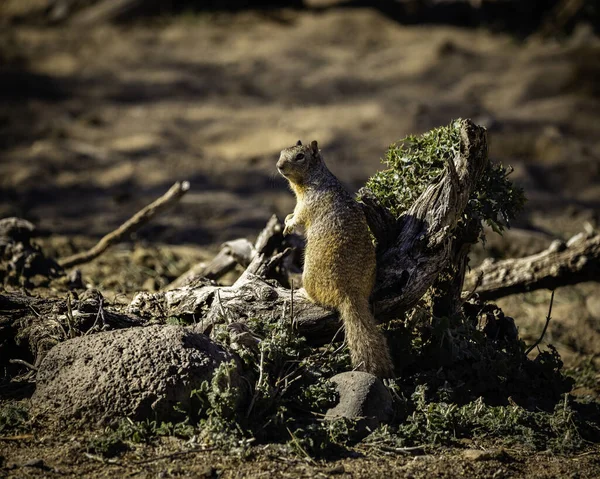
[59,181,190,269]
[85,296,105,335]
[286,427,317,465]
[360,443,426,455]
[461,270,483,303]
[8,359,37,371]
[290,279,295,330]
[65,293,77,339]
[246,346,266,418]
[525,290,555,356]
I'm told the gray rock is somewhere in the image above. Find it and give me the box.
[32,324,244,426]
[586,295,600,320]
[325,371,393,437]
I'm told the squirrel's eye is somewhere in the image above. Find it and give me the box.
[295,153,305,161]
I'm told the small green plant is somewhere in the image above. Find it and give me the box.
[166,316,190,326]
[204,315,347,449]
[0,402,29,434]
[86,416,197,458]
[363,119,525,238]
[364,388,593,454]
[86,433,129,458]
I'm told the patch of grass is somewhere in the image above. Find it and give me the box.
[366,391,592,454]
[188,316,347,454]
[86,434,129,458]
[179,299,593,457]
[0,402,29,434]
[86,417,197,458]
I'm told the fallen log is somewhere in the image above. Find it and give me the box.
[464,230,600,300]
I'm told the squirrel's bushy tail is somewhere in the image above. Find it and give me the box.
[340,298,394,378]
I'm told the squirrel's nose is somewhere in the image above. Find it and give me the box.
[276,158,286,171]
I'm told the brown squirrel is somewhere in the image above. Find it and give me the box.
[277,140,394,378]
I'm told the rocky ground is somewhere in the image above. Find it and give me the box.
[1,2,600,477]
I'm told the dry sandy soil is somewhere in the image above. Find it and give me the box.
[1,3,600,477]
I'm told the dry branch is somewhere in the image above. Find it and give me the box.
[59,181,190,269]
[165,214,286,290]
[464,231,600,301]
[69,0,145,25]
[525,290,555,355]
[165,238,253,290]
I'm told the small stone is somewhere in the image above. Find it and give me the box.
[462,448,510,462]
[197,465,217,478]
[325,371,393,438]
[23,458,47,469]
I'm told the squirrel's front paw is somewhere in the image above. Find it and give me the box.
[283,214,295,236]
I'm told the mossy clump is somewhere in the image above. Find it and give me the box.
[384,299,574,408]
[363,119,526,237]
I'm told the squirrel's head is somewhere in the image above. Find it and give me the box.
[277,140,323,184]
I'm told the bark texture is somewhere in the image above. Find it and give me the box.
[465,231,600,300]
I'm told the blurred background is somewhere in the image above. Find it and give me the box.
[1,1,599,378]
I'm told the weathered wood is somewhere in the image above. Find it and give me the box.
[464,231,600,300]
[166,215,285,289]
[129,274,339,345]
[369,119,488,320]
[165,238,253,290]
[431,217,481,319]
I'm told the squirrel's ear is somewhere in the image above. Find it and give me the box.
[296,140,302,146]
[310,140,319,155]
